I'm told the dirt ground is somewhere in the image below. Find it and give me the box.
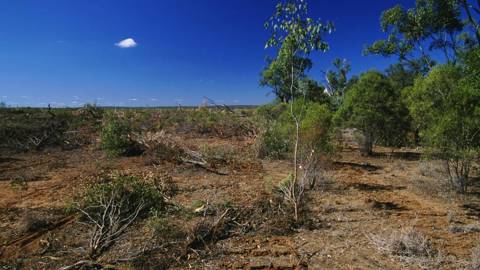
[0,133,479,269]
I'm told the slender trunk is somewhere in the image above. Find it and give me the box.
[290,65,298,183]
[442,33,451,64]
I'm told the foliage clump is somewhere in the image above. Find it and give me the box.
[255,101,334,159]
[76,172,165,258]
[80,172,165,219]
[334,71,409,155]
[100,112,143,157]
[405,53,480,192]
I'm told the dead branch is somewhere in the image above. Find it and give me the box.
[135,131,229,175]
[186,209,231,251]
[75,191,146,259]
[57,260,104,270]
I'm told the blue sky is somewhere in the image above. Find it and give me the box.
[0,0,414,107]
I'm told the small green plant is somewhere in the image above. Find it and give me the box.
[100,113,141,157]
[256,123,291,159]
[277,173,294,192]
[191,199,206,210]
[146,210,174,236]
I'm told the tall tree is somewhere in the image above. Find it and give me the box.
[365,0,465,70]
[405,57,480,192]
[334,71,409,155]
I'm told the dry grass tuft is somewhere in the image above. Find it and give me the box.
[368,226,442,268]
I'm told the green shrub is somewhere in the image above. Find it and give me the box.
[76,172,165,258]
[81,173,165,217]
[100,113,142,157]
[257,123,291,159]
[255,101,334,159]
[146,210,174,236]
[0,108,81,151]
[406,60,480,193]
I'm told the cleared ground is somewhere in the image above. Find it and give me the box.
[0,110,479,269]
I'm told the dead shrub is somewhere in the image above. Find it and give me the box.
[134,131,184,163]
[186,209,232,251]
[198,144,260,173]
[368,226,440,268]
[275,150,328,222]
[410,173,454,200]
[419,160,445,178]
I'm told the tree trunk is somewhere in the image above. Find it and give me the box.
[363,132,374,156]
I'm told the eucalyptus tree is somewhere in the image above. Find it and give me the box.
[324,58,356,109]
[365,0,465,71]
[264,0,333,220]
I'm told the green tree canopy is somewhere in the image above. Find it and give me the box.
[334,71,409,155]
[385,62,421,91]
[405,52,480,192]
[260,37,313,102]
[365,0,467,70]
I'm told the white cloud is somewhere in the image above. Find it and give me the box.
[115,38,137,48]
[128,98,138,101]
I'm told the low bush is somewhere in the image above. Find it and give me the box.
[153,107,255,138]
[100,112,143,157]
[146,211,174,236]
[0,108,83,151]
[76,172,165,258]
[80,172,165,217]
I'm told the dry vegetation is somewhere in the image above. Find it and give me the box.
[0,106,479,269]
